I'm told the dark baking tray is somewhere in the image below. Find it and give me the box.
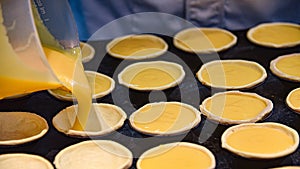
[0,30,299,169]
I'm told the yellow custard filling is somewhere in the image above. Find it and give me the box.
[80,43,92,60]
[139,144,213,169]
[177,29,234,50]
[251,24,300,44]
[110,36,165,56]
[275,54,300,78]
[133,103,196,132]
[50,72,112,97]
[226,126,295,154]
[288,88,300,108]
[201,62,263,87]
[86,73,111,95]
[130,68,175,88]
[204,93,267,120]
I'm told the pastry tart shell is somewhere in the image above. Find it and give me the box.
[137,142,216,169]
[221,122,299,159]
[52,103,127,137]
[173,27,237,53]
[270,53,300,82]
[129,102,201,136]
[118,61,185,91]
[247,22,300,48]
[200,91,273,125]
[196,59,267,89]
[54,140,133,169]
[0,153,53,169]
[0,112,48,146]
[106,34,168,60]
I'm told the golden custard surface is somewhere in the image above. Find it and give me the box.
[0,112,47,141]
[130,68,175,88]
[110,37,165,56]
[226,126,295,154]
[201,62,263,87]
[133,103,196,132]
[275,54,300,78]
[139,145,212,169]
[252,24,300,44]
[176,29,234,50]
[204,93,267,120]
[288,88,300,108]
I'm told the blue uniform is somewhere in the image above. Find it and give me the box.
[69,0,300,40]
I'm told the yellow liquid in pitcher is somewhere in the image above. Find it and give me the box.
[0,6,91,130]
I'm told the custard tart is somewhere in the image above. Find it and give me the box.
[286,87,300,114]
[174,27,237,53]
[137,142,215,169]
[129,102,201,135]
[247,22,300,48]
[270,53,300,82]
[48,71,115,101]
[118,61,185,91]
[107,34,168,60]
[197,59,267,89]
[200,91,273,125]
[221,122,299,159]
[52,103,127,137]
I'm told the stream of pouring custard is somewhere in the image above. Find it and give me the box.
[43,47,92,131]
[0,6,91,130]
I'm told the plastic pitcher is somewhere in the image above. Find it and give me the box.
[0,0,80,99]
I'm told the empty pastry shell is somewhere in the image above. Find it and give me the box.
[54,140,133,169]
[173,27,237,53]
[0,112,48,146]
[106,34,168,60]
[0,153,53,169]
[52,103,127,137]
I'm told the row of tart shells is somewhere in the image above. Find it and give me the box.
[1,56,299,168]
[0,89,288,144]
[1,92,299,162]
[2,23,299,168]
[68,23,300,168]
[1,122,298,169]
[106,22,300,60]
